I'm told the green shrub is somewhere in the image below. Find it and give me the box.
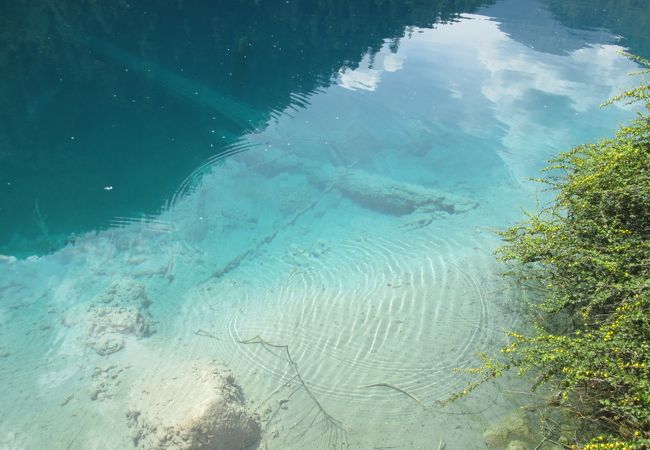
[460,56,650,449]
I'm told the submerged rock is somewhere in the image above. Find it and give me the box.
[483,411,535,449]
[89,365,124,401]
[85,278,154,355]
[506,440,529,450]
[126,359,260,450]
[87,306,153,338]
[91,332,125,356]
[94,278,151,308]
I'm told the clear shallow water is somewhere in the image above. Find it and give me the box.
[0,1,648,449]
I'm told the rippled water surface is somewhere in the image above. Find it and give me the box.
[0,0,648,448]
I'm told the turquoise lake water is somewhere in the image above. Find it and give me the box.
[1,0,649,449]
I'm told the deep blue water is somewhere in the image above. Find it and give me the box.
[1,0,648,256]
[0,1,648,449]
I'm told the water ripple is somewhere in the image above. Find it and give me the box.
[181,226,523,419]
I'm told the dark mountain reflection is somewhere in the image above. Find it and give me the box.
[543,0,650,59]
[0,0,491,256]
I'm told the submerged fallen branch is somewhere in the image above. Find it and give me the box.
[362,382,427,409]
[239,335,349,449]
[247,152,478,217]
[194,328,219,340]
[209,175,336,281]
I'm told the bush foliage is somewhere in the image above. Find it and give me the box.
[467,57,650,449]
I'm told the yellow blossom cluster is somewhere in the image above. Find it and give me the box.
[583,436,632,450]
